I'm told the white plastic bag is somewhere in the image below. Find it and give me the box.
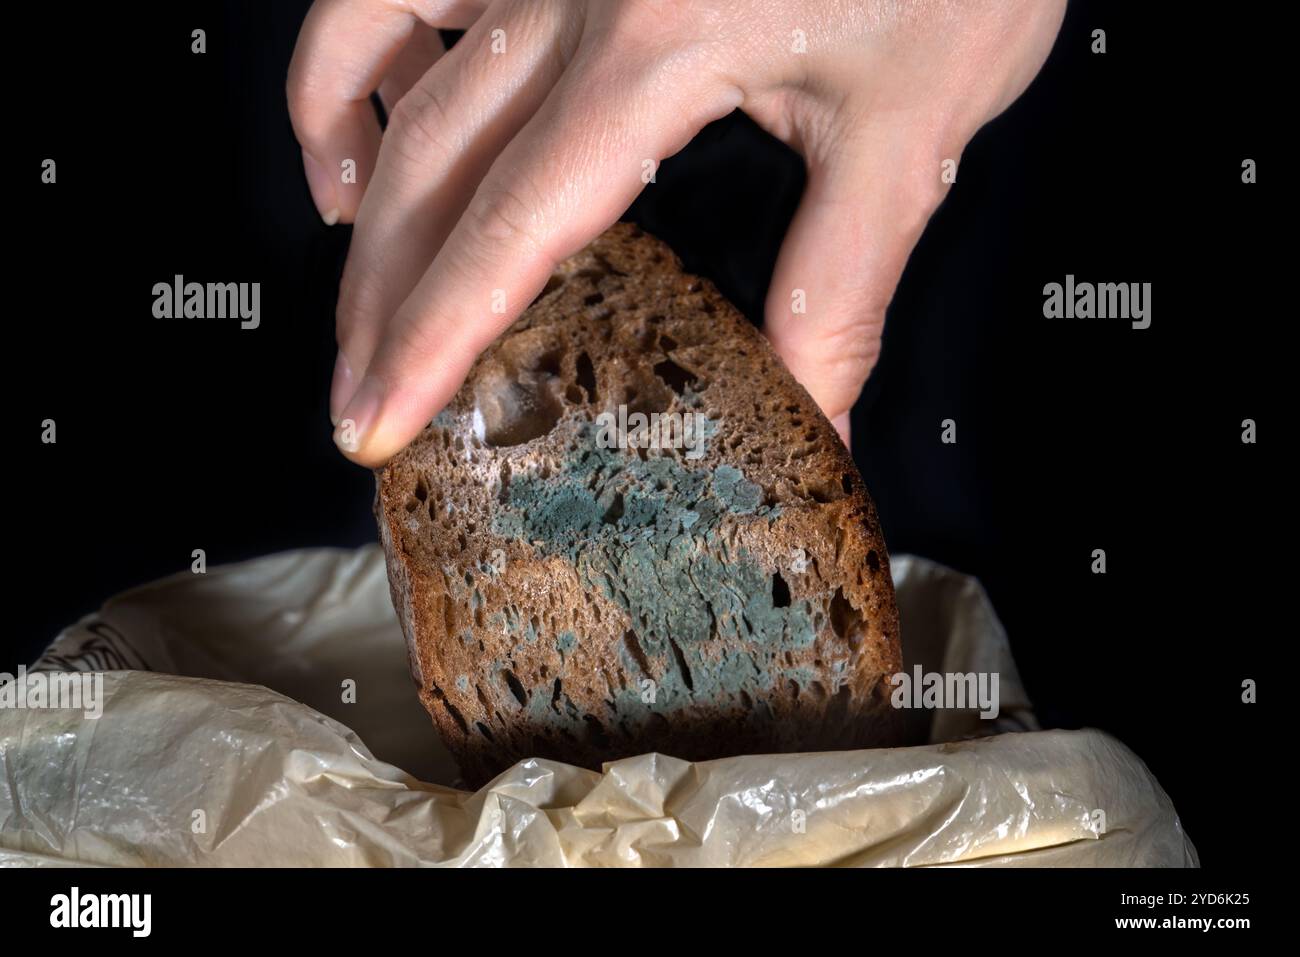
[0,547,1197,866]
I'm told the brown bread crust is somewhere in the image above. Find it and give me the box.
[376,223,902,788]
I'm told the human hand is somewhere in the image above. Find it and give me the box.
[288,0,1066,464]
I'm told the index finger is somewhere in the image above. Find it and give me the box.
[333,58,740,464]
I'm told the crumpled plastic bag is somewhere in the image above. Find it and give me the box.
[0,546,1198,866]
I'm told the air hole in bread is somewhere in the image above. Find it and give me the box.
[602,491,625,524]
[502,669,528,708]
[432,688,469,735]
[473,337,567,447]
[622,630,652,677]
[829,588,861,647]
[576,352,598,402]
[476,721,495,741]
[442,595,457,637]
[534,349,562,377]
[584,292,605,307]
[653,357,695,395]
[772,571,791,608]
[473,374,564,447]
[584,715,612,749]
[866,550,881,574]
[497,463,512,504]
[668,637,694,692]
[807,479,844,504]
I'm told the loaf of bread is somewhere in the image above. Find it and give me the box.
[375,223,902,788]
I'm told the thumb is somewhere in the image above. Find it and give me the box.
[764,130,948,446]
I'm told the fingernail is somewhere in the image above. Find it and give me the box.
[302,149,340,225]
[329,351,356,426]
[334,375,383,457]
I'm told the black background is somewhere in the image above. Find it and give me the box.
[13,1,1281,870]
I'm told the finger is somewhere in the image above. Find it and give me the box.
[287,0,486,224]
[334,56,741,464]
[377,23,446,114]
[331,0,577,424]
[763,127,949,448]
